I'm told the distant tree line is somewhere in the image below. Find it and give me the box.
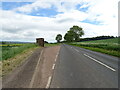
[80,36,116,42]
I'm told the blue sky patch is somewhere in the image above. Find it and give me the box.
[2,2,62,17]
[82,19,102,25]
[2,2,33,10]
[76,4,89,12]
[27,5,62,17]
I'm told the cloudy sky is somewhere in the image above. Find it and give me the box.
[1,0,119,42]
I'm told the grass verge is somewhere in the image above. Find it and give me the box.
[69,44,120,58]
[1,46,39,77]
[1,44,38,60]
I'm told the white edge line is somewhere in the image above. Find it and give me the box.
[84,54,116,72]
[46,76,52,89]
[52,64,55,70]
[29,50,43,88]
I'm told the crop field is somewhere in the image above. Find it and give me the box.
[70,38,120,57]
[1,43,38,61]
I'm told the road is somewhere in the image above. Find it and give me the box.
[2,46,60,88]
[50,44,118,88]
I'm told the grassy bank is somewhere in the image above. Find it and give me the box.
[69,38,120,57]
[1,43,39,77]
[2,46,39,77]
[1,43,38,61]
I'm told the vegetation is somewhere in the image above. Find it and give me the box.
[64,25,84,42]
[55,34,62,43]
[69,38,120,57]
[1,43,38,61]
[2,46,38,77]
[80,36,115,42]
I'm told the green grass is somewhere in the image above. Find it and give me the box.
[1,43,38,61]
[69,38,120,57]
[78,38,119,44]
[2,46,39,77]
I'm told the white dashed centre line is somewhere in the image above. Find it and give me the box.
[55,55,58,62]
[52,64,55,70]
[46,76,52,88]
[84,54,116,72]
[46,51,59,88]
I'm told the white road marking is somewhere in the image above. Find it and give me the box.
[84,54,116,72]
[57,52,59,56]
[29,50,43,88]
[46,76,52,88]
[55,52,59,62]
[55,55,57,62]
[46,51,59,88]
[55,58,57,62]
[52,64,55,70]
[74,49,79,52]
[76,49,79,52]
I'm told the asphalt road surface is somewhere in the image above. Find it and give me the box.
[50,44,118,88]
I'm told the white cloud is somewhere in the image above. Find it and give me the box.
[14,0,54,13]
[1,0,119,42]
[55,10,88,23]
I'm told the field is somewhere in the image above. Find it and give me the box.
[70,38,120,57]
[1,43,38,61]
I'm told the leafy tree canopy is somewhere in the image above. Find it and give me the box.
[64,25,84,42]
[55,34,62,43]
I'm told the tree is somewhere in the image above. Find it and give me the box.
[55,34,62,43]
[70,25,84,41]
[64,30,75,42]
[44,41,48,43]
[64,25,84,42]
[2,41,7,44]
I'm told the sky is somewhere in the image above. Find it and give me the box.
[1,0,119,42]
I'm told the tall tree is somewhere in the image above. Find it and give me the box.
[70,25,84,41]
[64,30,75,42]
[55,34,62,43]
[64,25,84,42]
